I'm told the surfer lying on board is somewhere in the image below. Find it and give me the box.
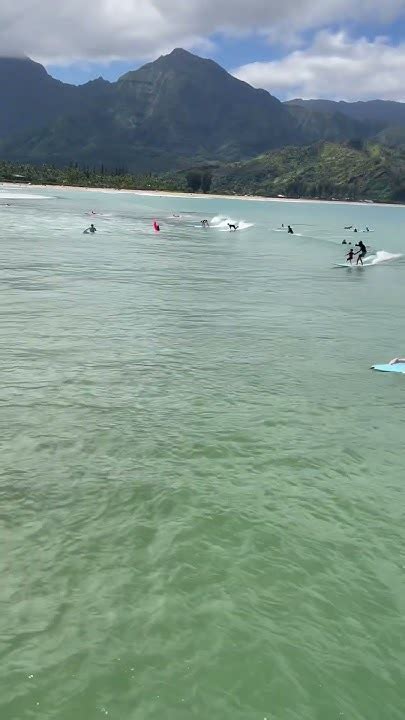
[355,240,367,265]
[228,223,238,231]
[346,248,354,264]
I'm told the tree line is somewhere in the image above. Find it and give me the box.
[0,160,215,195]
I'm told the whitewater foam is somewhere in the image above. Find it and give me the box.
[366,250,402,266]
[0,192,53,200]
[210,215,254,231]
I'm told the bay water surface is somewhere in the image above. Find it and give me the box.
[1,187,405,720]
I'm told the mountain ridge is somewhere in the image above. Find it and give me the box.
[1,50,405,171]
[0,49,303,170]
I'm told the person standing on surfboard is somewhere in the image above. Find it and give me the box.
[346,248,354,264]
[287,225,294,234]
[355,240,367,265]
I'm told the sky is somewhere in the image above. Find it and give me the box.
[1,0,405,100]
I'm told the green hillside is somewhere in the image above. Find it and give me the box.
[2,142,405,204]
[209,142,405,202]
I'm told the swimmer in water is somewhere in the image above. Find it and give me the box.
[153,221,160,232]
[287,225,294,234]
[342,239,347,245]
[84,223,97,234]
[355,240,367,265]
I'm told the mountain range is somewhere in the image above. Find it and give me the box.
[1,49,405,172]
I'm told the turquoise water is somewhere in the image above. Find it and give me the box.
[1,187,405,720]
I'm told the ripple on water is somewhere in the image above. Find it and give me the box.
[1,190,405,720]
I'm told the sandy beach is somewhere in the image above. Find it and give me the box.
[1,181,402,208]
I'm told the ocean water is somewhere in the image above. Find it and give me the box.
[1,186,405,720]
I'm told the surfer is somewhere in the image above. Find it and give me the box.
[287,225,294,234]
[342,239,347,245]
[201,219,209,228]
[353,228,358,233]
[390,357,405,364]
[153,221,160,232]
[365,227,370,232]
[355,240,367,265]
[346,248,354,264]
[228,223,238,231]
[344,225,353,230]
[84,223,97,234]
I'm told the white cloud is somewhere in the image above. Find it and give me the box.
[234,31,405,101]
[0,0,404,63]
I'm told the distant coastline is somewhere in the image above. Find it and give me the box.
[1,181,405,209]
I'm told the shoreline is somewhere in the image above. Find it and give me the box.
[1,181,404,209]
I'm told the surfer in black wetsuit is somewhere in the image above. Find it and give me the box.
[287,225,294,234]
[355,240,367,265]
[84,223,97,234]
[228,223,238,231]
[201,220,209,227]
[342,239,347,244]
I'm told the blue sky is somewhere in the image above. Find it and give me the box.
[2,1,405,100]
[49,18,405,88]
